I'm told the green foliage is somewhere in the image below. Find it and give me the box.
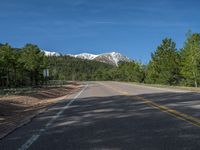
[145,38,181,85]
[47,56,145,82]
[0,43,47,87]
[0,44,17,86]
[47,55,114,81]
[19,44,47,85]
[20,44,45,71]
[112,61,145,82]
[180,33,200,87]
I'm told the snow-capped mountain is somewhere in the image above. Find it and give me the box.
[95,52,130,66]
[69,52,130,66]
[42,50,130,66]
[42,50,60,56]
[74,53,98,60]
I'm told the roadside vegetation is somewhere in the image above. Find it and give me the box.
[145,31,200,87]
[0,31,200,88]
[0,44,47,88]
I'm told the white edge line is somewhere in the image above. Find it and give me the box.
[18,84,88,150]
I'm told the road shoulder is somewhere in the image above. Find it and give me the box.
[0,83,81,140]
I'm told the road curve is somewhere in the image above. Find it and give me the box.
[1,81,200,150]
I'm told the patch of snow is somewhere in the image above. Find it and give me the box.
[42,50,60,56]
[99,52,130,65]
[59,51,130,66]
[74,53,98,60]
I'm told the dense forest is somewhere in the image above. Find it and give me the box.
[48,56,145,82]
[47,56,114,81]
[0,44,47,87]
[0,31,200,88]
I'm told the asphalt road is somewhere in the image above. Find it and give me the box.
[1,81,200,150]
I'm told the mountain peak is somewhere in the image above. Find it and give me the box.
[71,51,130,66]
[42,50,130,66]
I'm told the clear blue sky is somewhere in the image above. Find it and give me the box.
[1,0,199,63]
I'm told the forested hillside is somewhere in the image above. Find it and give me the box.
[47,56,114,81]
[1,31,200,88]
[47,56,144,82]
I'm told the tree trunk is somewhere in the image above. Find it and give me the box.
[195,78,198,87]
[193,71,198,88]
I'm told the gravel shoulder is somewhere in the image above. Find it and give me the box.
[0,83,81,139]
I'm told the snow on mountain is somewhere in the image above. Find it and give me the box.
[42,50,60,56]
[74,53,98,60]
[41,50,130,66]
[97,52,130,65]
[69,52,130,66]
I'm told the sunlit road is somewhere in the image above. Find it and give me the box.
[1,81,200,150]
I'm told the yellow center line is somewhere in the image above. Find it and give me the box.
[101,83,200,128]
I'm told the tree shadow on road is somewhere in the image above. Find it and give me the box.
[2,92,200,150]
[37,92,200,150]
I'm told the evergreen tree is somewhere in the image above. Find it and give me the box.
[145,38,181,85]
[180,33,200,87]
[19,44,46,85]
[0,43,17,87]
[113,61,145,82]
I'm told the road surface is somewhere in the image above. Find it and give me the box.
[1,81,200,150]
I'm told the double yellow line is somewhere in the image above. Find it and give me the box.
[101,83,200,128]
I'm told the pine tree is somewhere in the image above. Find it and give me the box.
[0,43,16,87]
[145,38,181,85]
[181,33,200,87]
[19,44,46,86]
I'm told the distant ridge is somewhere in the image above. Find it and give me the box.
[43,50,130,66]
[69,52,130,66]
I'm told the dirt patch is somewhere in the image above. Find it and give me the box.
[0,83,81,139]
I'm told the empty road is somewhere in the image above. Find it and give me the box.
[1,81,200,150]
